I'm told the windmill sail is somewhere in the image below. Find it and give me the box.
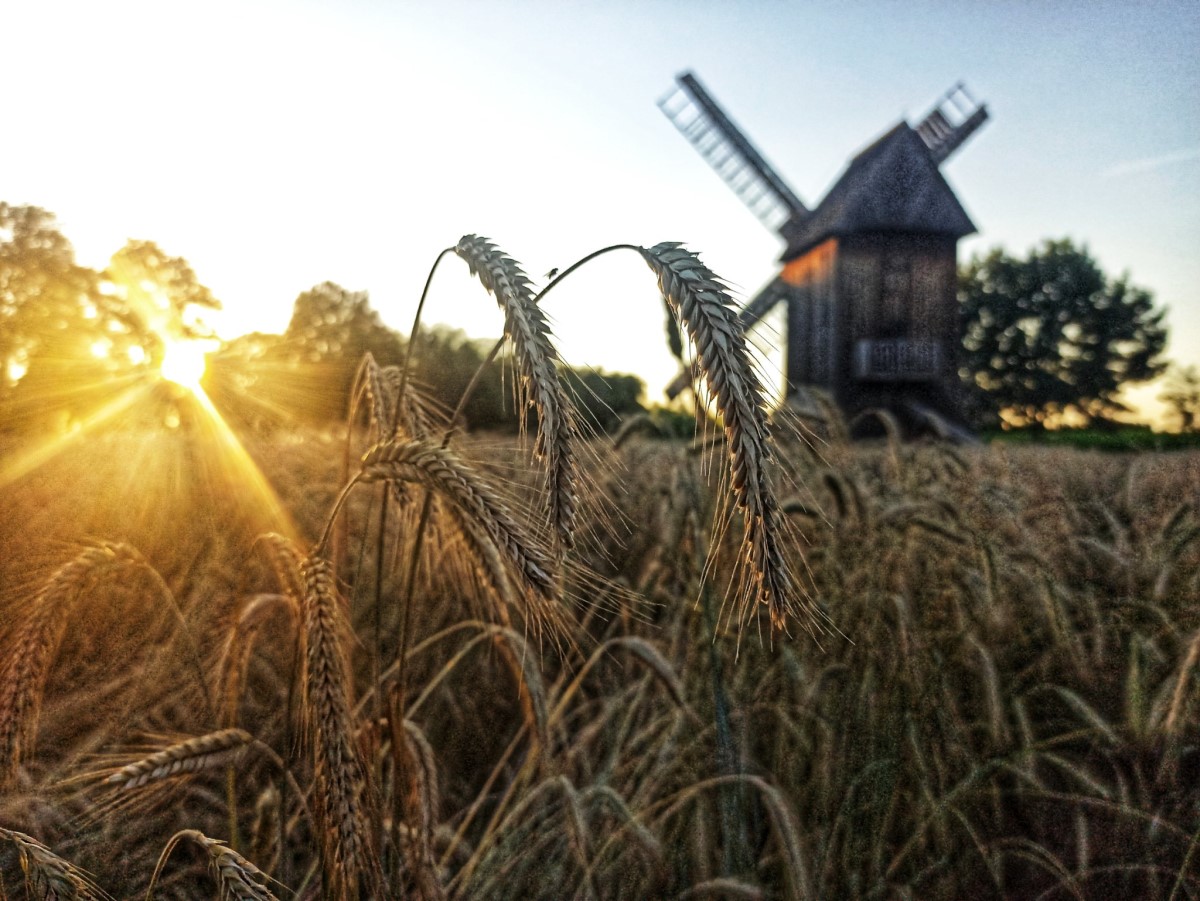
[915,83,989,164]
[658,72,808,234]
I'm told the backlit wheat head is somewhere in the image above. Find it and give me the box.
[640,242,816,635]
[455,234,578,552]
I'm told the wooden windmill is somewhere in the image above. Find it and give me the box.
[659,71,989,438]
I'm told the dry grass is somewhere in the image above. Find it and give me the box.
[1,238,1198,901]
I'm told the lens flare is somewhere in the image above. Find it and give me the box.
[160,339,211,391]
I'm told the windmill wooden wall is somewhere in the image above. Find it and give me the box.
[782,233,962,423]
[776,123,975,431]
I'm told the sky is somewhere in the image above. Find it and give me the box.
[2,0,1197,422]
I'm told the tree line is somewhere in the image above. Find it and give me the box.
[1,201,1196,435]
[0,203,647,436]
[207,280,646,433]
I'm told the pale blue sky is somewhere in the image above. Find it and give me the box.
[2,0,1196,419]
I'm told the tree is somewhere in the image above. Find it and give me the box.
[1160,364,1200,433]
[959,239,1168,427]
[208,284,649,433]
[278,282,405,421]
[2,204,94,382]
[410,325,508,429]
[0,204,139,429]
[104,239,221,362]
[564,368,645,433]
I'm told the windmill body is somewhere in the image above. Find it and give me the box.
[660,74,988,438]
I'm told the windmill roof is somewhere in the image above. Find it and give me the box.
[780,122,976,260]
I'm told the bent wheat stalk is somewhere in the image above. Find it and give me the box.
[105,728,253,790]
[454,234,578,552]
[299,555,387,901]
[0,827,110,901]
[473,236,813,636]
[358,438,557,600]
[146,829,278,901]
[0,542,143,786]
[640,242,811,635]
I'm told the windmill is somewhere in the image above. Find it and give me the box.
[658,71,989,438]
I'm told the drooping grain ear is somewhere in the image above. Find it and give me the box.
[0,827,110,901]
[215,592,299,728]
[249,782,282,877]
[257,532,306,601]
[299,554,389,900]
[639,243,822,637]
[454,235,578,553]
[0,542,143,788]
[147,828,279,901]
[359,438,566,638]
[387,701,447,901]
[102,728,253,791]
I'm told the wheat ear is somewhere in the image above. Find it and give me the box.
[354,353,439,441]
[103,729,253,790]
[454,234,577,551]
[299,555,385,900]
[389,708,446,901]
[0,542,142,786]
[249,783,283,876]
[147,829,277,901]
[0,827,110,900]
[359,438,557,602]
[216,593,299,728]
[257,533,305,601]
[639,243,807,634]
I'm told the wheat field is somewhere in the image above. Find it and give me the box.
[1,240,1198,900]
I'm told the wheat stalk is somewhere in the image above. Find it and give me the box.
[216,593,299,728]
[353,353,440,442]
[0,827,110,900]
[0,542,142,786]
[454,234,577,551]
[249,783,282,876]
[359,352,398,435]
[299,554,385,900]
[103,729,253,790]
[146,829,278,901]
[359,437,558,603]
[639,242,811,635]
[256,533,305,601]
[389,709,446,901]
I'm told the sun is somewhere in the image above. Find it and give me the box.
[159,339,212,391]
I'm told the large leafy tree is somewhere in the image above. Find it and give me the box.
[1160,364,1200,433]
[104,239,221,363]
[2,204,95,385]
[284,281,400,365]
[275,282,406,421]
[0,204,146,428]
[959,239,1168,427]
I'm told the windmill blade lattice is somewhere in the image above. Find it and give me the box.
[658,72,808,235]
[915,82,990,164]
